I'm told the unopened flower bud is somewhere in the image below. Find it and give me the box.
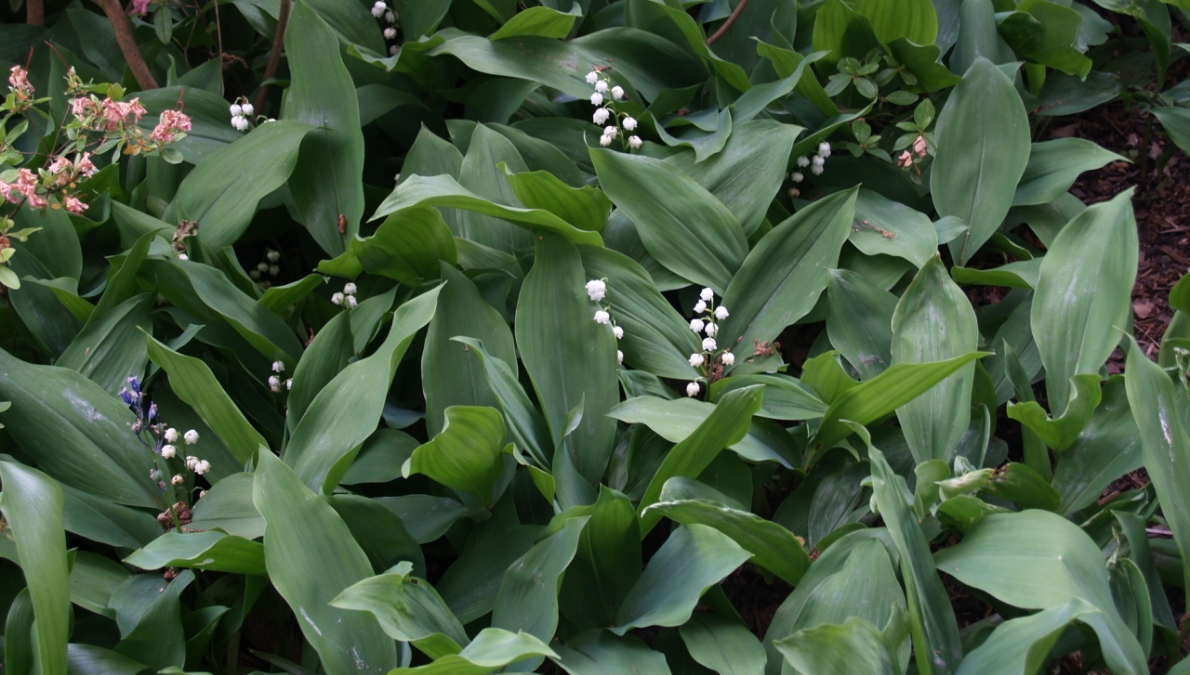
[344,295,358,309]
[331,292,345,305]
[343,282,358,295]
[384,27,397,39]
[230,103,243,116]
[269,375,281,392]
[628,135,643,149]
[266,250,280,262]
[818,142,831,157]
[268,265,280,276]
[617,350,624,364]
[611,85,624,100]
[161,444,177,458]
[693,300,707,314]
[796,156,810,168]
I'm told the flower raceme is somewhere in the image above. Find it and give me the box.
[685,288,735,396]
[585,68,642,151]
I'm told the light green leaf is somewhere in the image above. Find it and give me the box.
[826,269,897,381]
[186,473,265,539]
[775,616,902,675]
[1013,139,1125,206]
[1153,106,1190,156]
[1052,376,1143,515]
[933,58,1030,264]
[856,0,938,44]
[252,450,398,675]
[679,613,766,675]
[123,531,265,576]
[950,259,1042,290]
[318,207,457,286]
[851,190,938,269]
[1032,188,1137,413]
[387,628,557,675]
[505,167,610,234]
[955,600,1099,675]
[556,487,642,631]
[550,630,671,675]
[405,406,508,506]
[56,293,153,394]
[490,3,580,39]
[112,569,192,670]
[493,516,589,647]
[1007,374,1102,451]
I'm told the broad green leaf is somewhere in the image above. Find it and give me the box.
[1052,376,1143,515]
[375,494,491,544]
[146,337,267,465]
[856,0,938,44]
[590,147,746,293]
[826,269,897,380]
[892,255,979,464]
[851,190,938,269]
[260,274,325,314]
[437,515,542,624]
[870,448,962,675]
[252,450,398,675]
[331,562,470,660]
[492,516,589,648]
[756,40,842,117]
[635,386,764,534]
[933,58,1030,264]
[505,168,610,234]
[186,473,265,539]
[997,0,1092,77]
[137,87,243,164]
[1153,106,1190,156]
[0,349,161,507]
[679,613,766,675]
[0,459,70,675]
[123,531,265,576]
[68,551,130,619]
[987,463,1061,511]
[386,628,557,675]
[113,569,192,670]
[404,406,508,506]
[812,353,987,456]
[455,125,536,254]
[423,265,515,436]
[303,0,385,53]
[285,310,352,432]
[954,600,1100,675]
[645,477,812,585]
[812,0,881,70]
[557,488,642,630]
[1032,189,1137,413]
[1125,336,1190,593]
[951,0,1016,76]
[175,120,311,250]
[578,246,701,380]
[550,630,671,675]
[490,4,580,39]
[720,189,858,361]
[57,293,153,394]
[611,524,752,634]
[319,208,457,286]
[654,107,734,163]
[62,484,159,550]
[625,0,751,93]
[286,286,440,493]
[950,259,1042,290]
[934,510,1148,674]
[372,174,603,247]
[775,616,902,675]
[516,235,619,483]
[1013,139,1125,206]
[88,230,160,326]
[65,644,152,675]
[393,0,451,38]
[330,494,426,576]
[283,1,364,255]
[1007,374,1102,451]
[664,120,802,237]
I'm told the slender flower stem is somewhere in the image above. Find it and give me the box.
[706,0,750,46]
[255,0,292,114]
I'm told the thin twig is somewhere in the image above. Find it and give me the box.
[254,0,291,114]
[706,0,750,46]
[26,0,44,26]
[91,0,159,90]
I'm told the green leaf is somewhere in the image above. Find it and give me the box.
[1153,106,1190,156]
[386,628,557,675]
[825,269,897,381]
[997,0,1092,77]
[505,167,610,234]
[331,563,470,660]
[492,516,588,647]
[516,235,619,483]
[850,190,939,269]
[62,485,160,550]
[372,174,603,247]
[856,0,938,44]
[556,487,642,630]
[611,524,752,634]
[1013,139,1125,206]
[775,616,902,675]
[286,286,440,493]
[252,450,398,675]
[812,0,882,71]
[68,551,130,619]
[404,406,508,506]
[644,477,812,585]
[65,644,152,675]
[934,510,1148,675]
[56,294,153,394]
[1007,374,1102,451]
[0,458,70,675]
[679,613,766,675]
[186,473,265,539]
[175,120,312,250]
[123,531,265,576]
[550,631,671,675]
[932,58,1031,264]
[112,569,192,670]
[0,349,161,507]
[812,353,988,457]
[1052,376,1143,515]
[950,259,1042,290]
[891,255,980,464]
[987,463,1060,511]
[954,600,1099,675]
[719,189,858,364]
[490,3,580,39]
[319,207,457,286]
[636,386,764,535]
[146,336,267,465]
[869,448,962,675]
[590,148,746,293]
[1032,189,1137,414]
[375,494,490,544]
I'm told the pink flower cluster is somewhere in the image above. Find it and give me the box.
[0,153,98,214]
[150,109,192,143]
[131,0,152,15]
[72,96,149,132]
[1,170,46,209]
[8,66,33,99]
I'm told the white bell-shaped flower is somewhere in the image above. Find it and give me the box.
[686,381,700,397]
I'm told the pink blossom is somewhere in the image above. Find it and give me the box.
[75,153,97,177]
[0,182,16,204]
[70,96,98,120]
[100,97,148,130]
[8,66,31,94]
[150,109,192,143]
[15,169,38,197]
[897,150,913,168]
[131,0,151,15]
[913,135,928,158]
[63,195,88,214]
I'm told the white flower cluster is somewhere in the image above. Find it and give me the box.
[586,279,624,364]
[249,249,281,289]
[268,360,293,393]
[229,97,255,132]
[585,70,642,150]
[792,141,832,182]
[685,287,734,397]
[372,2,400,55]
[331,282,359,309]
[161,428,210,483]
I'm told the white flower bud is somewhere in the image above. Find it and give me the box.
[344,295,358,309]
[390,45,399,56]
[585,71,599,84]
[343,282,358,295]
[384,27,397,39]
[623,116,637,131]
[818,142,831,157]
[241,103,254,116]
[372,1,386,16]
[161,444,176,458]
[195,460,211,475]
[714,305,729,320]
[686,381,700,397]
[599,134,613,147]
[796,156,810,168]
[229,103,243,116]
[268,265,280,276]
[385,11,395,22]
[185,456,198,469]
[704,322,718,337]
[690,319,705,333]
[164,428,179,442]
[594,310,611,324]
[722,352,735,366]
[617,350,624,364]
[811,155,825,168]
[585,279,607,301]
[611,85,624,100]
[177,254,189,261]
[331,292,345,305]
[689,353,705,367]
[693,300,707,314]
[700,287,714,302]
[285,378,293,390]
[613,325,624,339]
[628,135,643,149]
[232,115,250,131]
[199,490,207,499]
[603,126,618,138]
[591,92,604,106]
[266,250,280,262]
[702,337,717,351]
[595,80,608,93]
[272,360,285,373]
[184,429,199,445]
[593,108,610,125]
[257,262,270,272]
[269,375,281,392]
[172,474,184,485]
[791,172,804,183]
[811,164,824,175]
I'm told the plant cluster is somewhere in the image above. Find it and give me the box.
[2,1,1190,675]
